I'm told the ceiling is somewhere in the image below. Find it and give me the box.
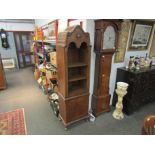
[0,19,35,23]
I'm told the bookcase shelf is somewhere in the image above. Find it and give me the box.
[68,65,86,82]
[68,75,86,82]
[68,80,87,97]
[68,62,87,68]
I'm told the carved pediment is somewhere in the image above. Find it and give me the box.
[57,25,90,48]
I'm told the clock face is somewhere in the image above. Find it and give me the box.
[102,26,116,50]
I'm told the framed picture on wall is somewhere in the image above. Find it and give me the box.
[128,20,154,51]
[48,20,58,40]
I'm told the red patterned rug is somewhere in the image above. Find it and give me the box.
[0,108,27,135]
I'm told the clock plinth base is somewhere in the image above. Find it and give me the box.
[92,94,111,117]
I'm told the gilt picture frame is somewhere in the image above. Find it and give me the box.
[128,20,154,51]
[48,20,57,40]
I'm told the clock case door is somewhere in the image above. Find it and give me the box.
[92,20,121,116]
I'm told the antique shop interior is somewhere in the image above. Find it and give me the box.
[0,19,155,135]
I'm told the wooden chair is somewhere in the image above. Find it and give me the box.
[142,115,155,135]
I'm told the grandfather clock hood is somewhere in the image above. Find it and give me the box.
[94,19,121,53]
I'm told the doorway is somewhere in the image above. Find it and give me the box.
[14,31,33,68]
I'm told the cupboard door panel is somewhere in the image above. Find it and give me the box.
[67,95,88,122]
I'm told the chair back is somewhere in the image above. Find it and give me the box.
[142,115,155,135]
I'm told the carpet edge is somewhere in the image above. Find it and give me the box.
[21,108,27,135]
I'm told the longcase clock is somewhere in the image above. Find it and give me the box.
[92,19,121,116]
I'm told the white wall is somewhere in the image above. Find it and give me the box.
[0,22,34,31]
[68,19,87,31]
[58,19,68,32]
[85,20,95,110]
[35,19,54,27]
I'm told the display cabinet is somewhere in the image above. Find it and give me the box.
[92,19,121,116]
[0,54,7,89]
[57,26,91,127]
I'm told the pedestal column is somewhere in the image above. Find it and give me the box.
[113,82,129,120]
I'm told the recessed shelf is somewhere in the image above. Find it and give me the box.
[68,62,87,68]
[68,80,87,97]
[69,88,86,96]
[68,86,87,97]
[68,75,86,82]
